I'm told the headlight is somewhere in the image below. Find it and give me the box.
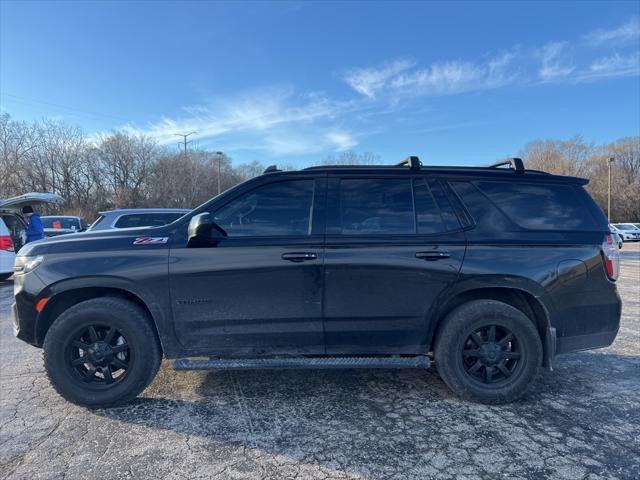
[13,255,44,275]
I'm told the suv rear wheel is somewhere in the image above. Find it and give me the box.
[434,299,542,404]
[43,297,162,408]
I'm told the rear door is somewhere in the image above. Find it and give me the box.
[322,175,466,355]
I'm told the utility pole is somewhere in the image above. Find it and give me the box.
[216,151,223,195]
[174,132,196,157]
[607,157,615,222]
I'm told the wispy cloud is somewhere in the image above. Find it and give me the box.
[118,87,360,156]
[326,131,357,151]
[391,51,518,95]
[538,42,575,81]
[587,52,640,78]
[584,15,640,46]
[343,16,639,98]
[344,59,415,99]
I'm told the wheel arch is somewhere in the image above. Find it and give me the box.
[428,285,554,369]
[35,285,164,353]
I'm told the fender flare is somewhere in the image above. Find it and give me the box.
[35,275,177,354]
[426,275,556,368]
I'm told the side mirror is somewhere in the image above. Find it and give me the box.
[187,213,226,247]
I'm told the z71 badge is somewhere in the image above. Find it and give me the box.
[133,237,169,245]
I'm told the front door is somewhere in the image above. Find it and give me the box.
[322,176,466,354]
[169,177,326,356]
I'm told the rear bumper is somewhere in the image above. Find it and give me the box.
[552,287,621,355]
[556,329,619,354]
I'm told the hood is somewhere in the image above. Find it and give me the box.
[18,224,170,257]
[0,192,65,210]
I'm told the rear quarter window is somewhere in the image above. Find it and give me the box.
[475,181,598,231]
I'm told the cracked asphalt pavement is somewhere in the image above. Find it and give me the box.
[1,245,639,480]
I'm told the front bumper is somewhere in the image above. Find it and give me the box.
[11,272,45,347]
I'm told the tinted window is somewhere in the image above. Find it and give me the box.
[476,181,598,230]
[213,180,314,236]
[427,179,461,230]
[413,179,447,234]
[338,179,413,234]
[114,213,184,228]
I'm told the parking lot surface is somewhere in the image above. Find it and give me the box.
[1,244,639,480]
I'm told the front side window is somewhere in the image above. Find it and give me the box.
[213,180,314,237]
[337,179,414,234]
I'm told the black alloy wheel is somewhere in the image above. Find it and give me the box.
[67,324,131,386]
[461,324,522,385]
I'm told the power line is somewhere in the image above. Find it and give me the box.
[1,92,130,122]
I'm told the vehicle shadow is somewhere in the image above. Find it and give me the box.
[92,351,639,478]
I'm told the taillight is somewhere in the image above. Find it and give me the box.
[0,235,14,252]
[601,234,620,281]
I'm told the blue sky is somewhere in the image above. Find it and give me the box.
[1,1,639,167]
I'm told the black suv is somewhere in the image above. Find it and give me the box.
[11,157,621,407]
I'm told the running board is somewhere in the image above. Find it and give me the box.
[173,356,431,371]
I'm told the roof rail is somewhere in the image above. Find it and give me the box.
[395,156,421,170]
[487,158,525,173]
[263,165,280,174]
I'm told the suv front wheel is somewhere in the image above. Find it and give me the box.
[435,299,542,404]
[43,297,162,408]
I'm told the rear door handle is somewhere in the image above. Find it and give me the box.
[282,252,318,262]
[415,251,450,261]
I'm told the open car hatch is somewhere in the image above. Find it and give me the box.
[0,192,65,210]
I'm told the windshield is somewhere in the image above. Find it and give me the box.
[614,223,638,230]
[42,217,80,230]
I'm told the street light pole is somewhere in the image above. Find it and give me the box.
[607,157,615,222]
[216,151,223,195]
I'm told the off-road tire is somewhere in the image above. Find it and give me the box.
[43,297,162,408]
[434,299,542,404]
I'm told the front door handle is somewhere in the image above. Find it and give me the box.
[415,251,450,261]
[282,252,318,262]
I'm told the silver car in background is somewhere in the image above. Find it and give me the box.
[87,208,190,231]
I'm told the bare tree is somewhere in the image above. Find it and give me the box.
[322,151,381,165]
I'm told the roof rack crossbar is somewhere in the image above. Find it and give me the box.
[487,158,525,173]
[395,156,421,170]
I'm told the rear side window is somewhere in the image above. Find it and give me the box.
[331,178,456,235]
[338,179,414,234]
[114,212,184,229]
[475,181,598,230]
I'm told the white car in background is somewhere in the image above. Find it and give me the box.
[0,193,64,281]
[610,223,640,242]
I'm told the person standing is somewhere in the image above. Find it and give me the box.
[22,205,45,243]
